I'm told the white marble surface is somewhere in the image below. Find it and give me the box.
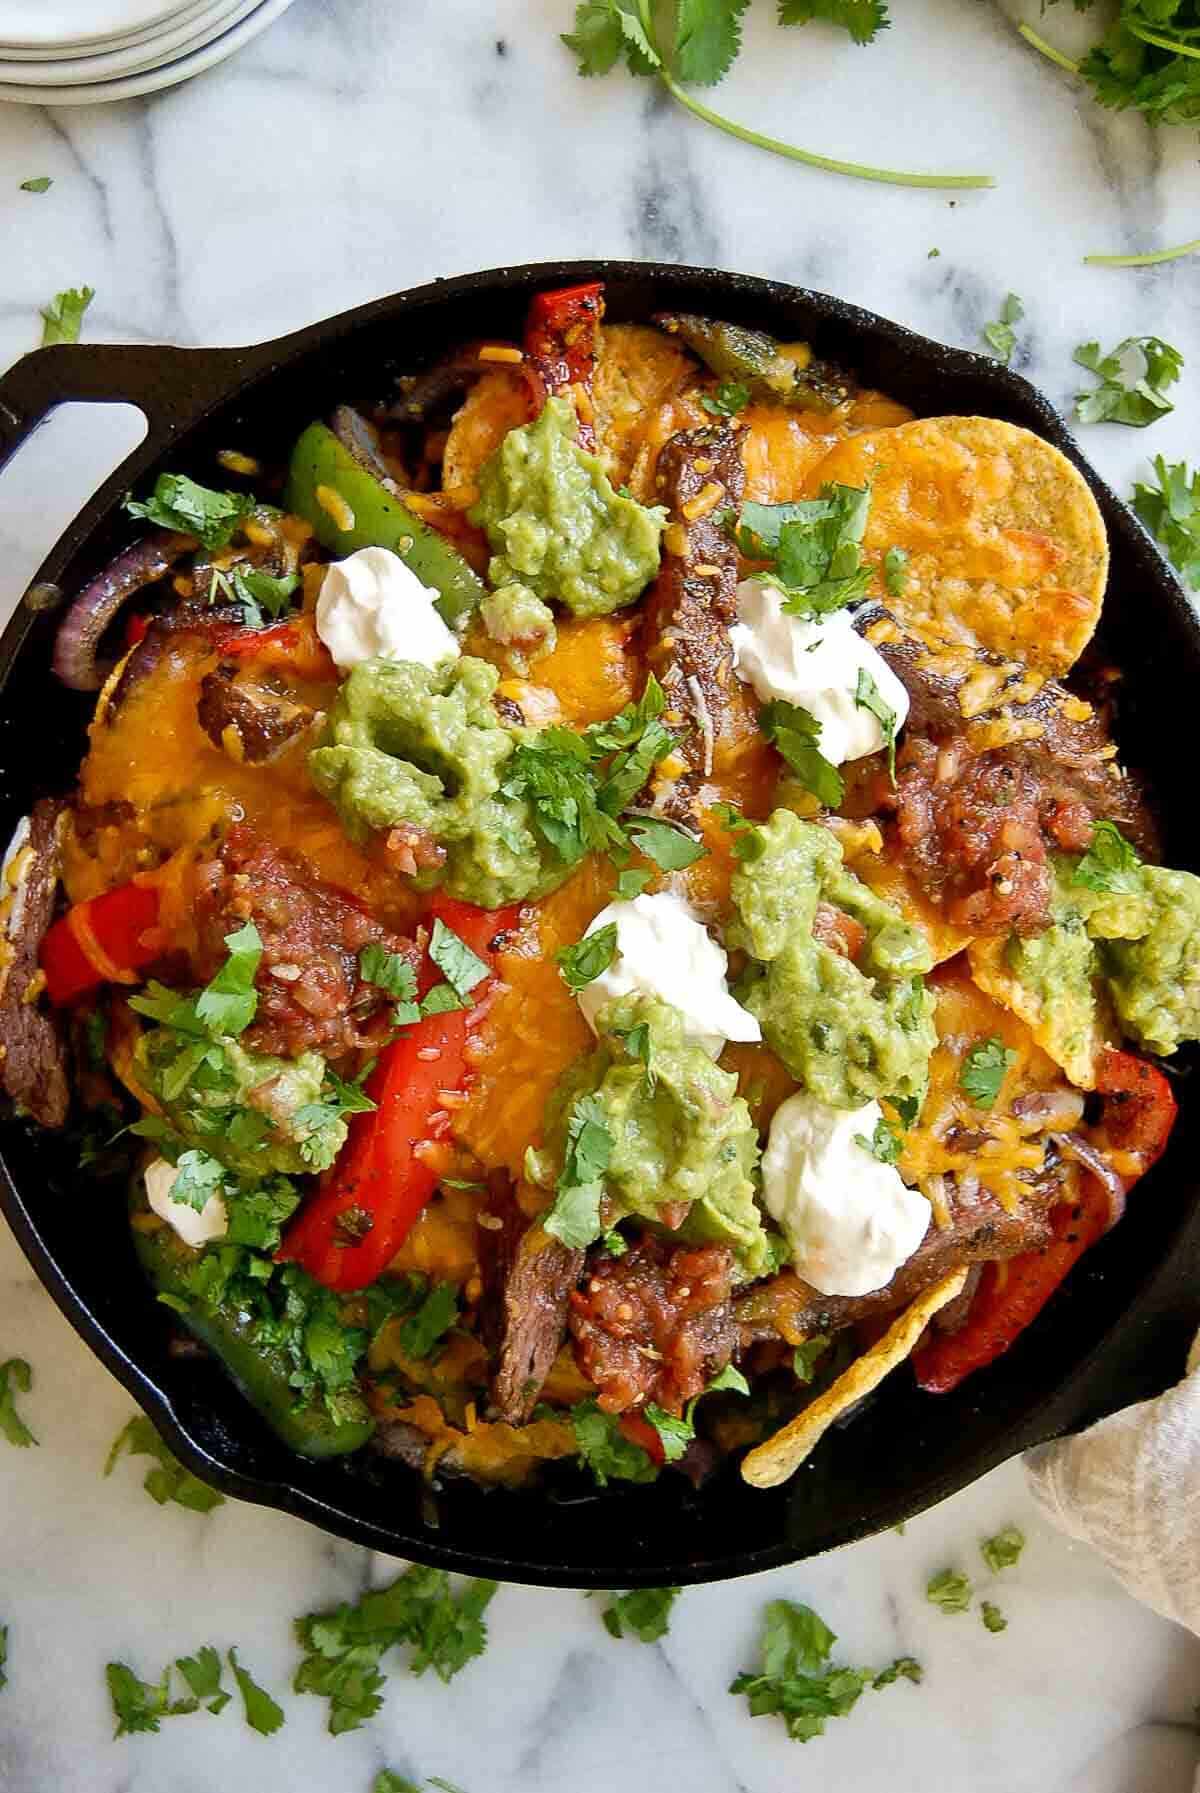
[1,1,1199,1787]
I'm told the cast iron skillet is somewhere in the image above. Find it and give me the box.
[0,261,1197,1589]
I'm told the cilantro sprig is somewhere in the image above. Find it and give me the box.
[601,1586,682,1641]
[1132,456,1200,591]
[959,1037,1016,1110]
[543,1092,613,1249]
[562,0,992,189]
[981,293,1024,366]
[1019,0,1200,130]
[731,1599,922,1742]
[40,285,94,347]
[1074,336,1183,427]
[105,1415,225,1513]
[1072,820,1142,895]
[734,486,872,617]
[0,1358,37,1449]
[759,701,844,808]
[125,473,257,550]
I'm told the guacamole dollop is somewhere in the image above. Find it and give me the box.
[999,868,1107,1089]
[541,994,768,1277]
[729,809,936,1110]
[308,655,554,908]
[1103,864,1200,1055]
[469,396,666,619]
[136,1032,340,1178]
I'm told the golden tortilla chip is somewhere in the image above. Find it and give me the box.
[967,935,1113,1090]
[740,1268,968,1489]
[811,416,1107,676]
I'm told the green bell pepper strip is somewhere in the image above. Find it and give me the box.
[130,1189,375,1460]
[285,421,485,628]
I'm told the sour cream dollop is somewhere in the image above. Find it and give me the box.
[577,890,761,1058]
[729,578,909,765]
[315,545,459,671]
[761,1092,930,1297]
[144,1156,228,1250]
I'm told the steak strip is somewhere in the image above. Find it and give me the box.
[642,422,745,820]
[0,800,69,1128]
[478,1182,584,1425]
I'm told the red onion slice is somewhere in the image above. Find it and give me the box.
[52,529,191,692]
[1050,1131,1127,1232]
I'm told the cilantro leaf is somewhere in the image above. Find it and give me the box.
[194,922,262,1037]
[599,1226,628,1256]
[738,485,872,617]
[1074,336,1182,427]
[778,0,891,46]
[883,545,909,597]
[980,1600,1007,1633]
[759,701,844,808]
[674,0,751,86]
[616,868,651,898]
[175,1645,231,1714]
[1072,819,1143,895]
[890,1093,920,1129]
[793,1335,830,1383]
[700,380,751,417]
[502,733,627,866]
[294,1567,497,1734]
[544,1092,613,1248]
[980,1525,1025,1573]
[106,1662,172,1737]
[428,919,490,1001]
[613,1018,654,1086]
[853,1116,902,1165]
[229,566,299,620]
[561,0,661,76]
[374,1776,420,1793]
[853,666,898,782]
[105,1414,225,1513]
[571,1400,659,1486]
[981,292,1024,365]
[0,1359,37,1448]
[125,473,256,550]
[1132,456,1200,591]
[644,1403,693,1463]
[873,1655,923,1686]
[399,1283,459,1361]
[702,1362,751,1399]
[168,1148,226,1214]
[626,814,706,869]
[360,944,419,1002]
[959,1037,1016,1110]
[418,982,466,1018]
[926,1568,972,1613]
[730,1598,916,1742]
[228,1647,285,1735]
[602,1586,682,1641]
[40,285,94,347]
[556,923,619,992]
[21,176,52,193]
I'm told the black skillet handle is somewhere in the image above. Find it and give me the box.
[0,339,281,481]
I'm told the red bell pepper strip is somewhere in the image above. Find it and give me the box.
[40,881,162,1005]
[212,616,336,682]
[913,1048,1176,1394]
[277,896,520,1293]
[524,282,605,445]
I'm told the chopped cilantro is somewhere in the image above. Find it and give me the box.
[599,1227,628,1256]
[572,1400,658,1487]
[293,1567,497,1734]
[883,545,909,596]
[40,285,94,346]
[613,1018,654,1085]
[889,1093,921,1129]
[360,944,419,1003]
[20,176,52,193]
[1132,457,1200,592]
[106,1662,175,1736]
[700,1362,751,1400]
[602,1586,682,1642]
[980,1600,1008,1633]
[418,982,466,1018]
[193,921,262,1037]
[105,1414,224,1513]
[175,1644,231,1714]
[616,867,651,898]
[873,1655,923,1686]
[981,292,1024,366]
[501,732,627,865]
[543,1093,613,1249]
[1074,336,1183,428]
[125,473,257,550]
[980,1525,1025,1573]
[759,700,844,808]
[853,666,898,781]
[926,1568,972,1613]
[399,1283,459,1360]
[731,1598,920,1742]
[0,1359,37,1448]
[700,380,751,417]
[1072,820,1142,895]
[556,923,619,992]
[229,566,299,621]
[168,1148,226,1214]
[428,919,490,1001]
[853,1116,902,1165]
[229,1647,285,1735]
[959,1037,1016,1110]
[644,1403,693,1463]
[293,1067,377,1170]
[793,1335,831,1383]
[626,814,706,869]
[736,485,872,618]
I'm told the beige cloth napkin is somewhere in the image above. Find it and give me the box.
[1025,1329,1200,1634]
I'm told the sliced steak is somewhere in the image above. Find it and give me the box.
[479,1182,584,1425]
[642,422,745,820]
[569,1234,736,1416]
[192,826,417,1058]
[197,661,315,764]
[0,800,69,1128]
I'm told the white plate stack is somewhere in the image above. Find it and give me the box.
[0,0,297,104]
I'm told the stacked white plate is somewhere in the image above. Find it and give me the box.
[0,0,297,103]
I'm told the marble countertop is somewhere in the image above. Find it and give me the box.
[1,0,1199,1787]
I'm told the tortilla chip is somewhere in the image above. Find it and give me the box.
[967,934,1113,1090]
[810,416,1107,677]
[839,832,972,967]
[740,1267,969,1489]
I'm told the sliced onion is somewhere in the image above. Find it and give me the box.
[1012,1088,1086,1134]
[1050,1131,1127,1231]
[53,530,190,691]
[331,405,395,485]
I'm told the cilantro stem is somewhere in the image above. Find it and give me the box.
[1125,20,1200,59]
[1017,23,1079,74]
[658,70,994,190]
[1084,236,1200,267]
